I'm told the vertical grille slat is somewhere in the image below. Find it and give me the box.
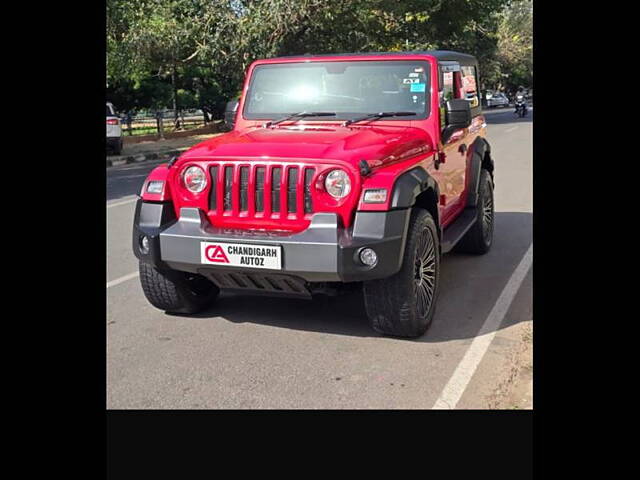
[280,167,288,217]
[304,168,314,214]
[208,166,218,211]
[231,166,241,215]
[223,166,233,211]
[271,167,281,213]
[240,166,249,212]
[255,167,265,213]
[287,167,298,214]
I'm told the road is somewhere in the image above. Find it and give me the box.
[107,108,533,409]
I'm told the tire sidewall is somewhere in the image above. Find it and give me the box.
[478,170,494,250]
[402,210,440,333]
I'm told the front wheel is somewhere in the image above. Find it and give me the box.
[139,262,219,314]
[363,209,440,338]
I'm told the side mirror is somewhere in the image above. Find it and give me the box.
[224,99,239,130]
[442,99,471,144]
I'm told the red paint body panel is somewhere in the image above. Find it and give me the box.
[150,53,486,233]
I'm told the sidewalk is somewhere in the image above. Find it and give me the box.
[106,133,223,167]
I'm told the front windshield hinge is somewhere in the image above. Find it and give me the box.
[359,159,372,176]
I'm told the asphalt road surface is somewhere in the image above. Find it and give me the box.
[107,108,533,409]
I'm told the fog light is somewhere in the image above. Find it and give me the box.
[359,247,377,267]
[140,235,150,254]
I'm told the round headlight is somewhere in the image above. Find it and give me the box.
[324,169,351,199]
[182,166,207,193]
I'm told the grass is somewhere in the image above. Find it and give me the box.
[123,121,207,137]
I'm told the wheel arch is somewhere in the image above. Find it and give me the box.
[466,137,494,208]
[390,166,441,240]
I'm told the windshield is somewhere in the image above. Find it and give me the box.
[243,60,430,121]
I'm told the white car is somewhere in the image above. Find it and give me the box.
[106,102,123,155]
[486,92,509,108]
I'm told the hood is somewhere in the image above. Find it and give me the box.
[180,124,433,169]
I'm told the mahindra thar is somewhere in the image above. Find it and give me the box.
[132,51,495,338]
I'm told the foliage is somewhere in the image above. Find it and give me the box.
[107,0,532,113]
[494,0,533,91]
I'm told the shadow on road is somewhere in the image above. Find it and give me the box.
[191,211,532,342]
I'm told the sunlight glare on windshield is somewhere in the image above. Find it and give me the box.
[288,85,320,102]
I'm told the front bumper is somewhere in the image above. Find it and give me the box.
[132,200,410,284]
[106,136,121,149]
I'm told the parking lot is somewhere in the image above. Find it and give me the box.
[107,108,533,409]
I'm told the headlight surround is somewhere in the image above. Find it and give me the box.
[182,165,207,193]
[324,169,351,199]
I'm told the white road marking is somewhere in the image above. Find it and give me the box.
[107,271,139,289]
[107,196,139,209]
[504,126,519,133]
[432,243,533,409]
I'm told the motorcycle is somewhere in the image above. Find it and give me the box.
[514,94,527,118]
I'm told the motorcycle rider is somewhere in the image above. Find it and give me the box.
[514,86,528,116]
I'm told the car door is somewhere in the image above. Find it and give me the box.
[436,62,469,224]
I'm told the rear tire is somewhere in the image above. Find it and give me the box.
[455,169,494,254]
[363,209,440,338]
[139,262,219,314]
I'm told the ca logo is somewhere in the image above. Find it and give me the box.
[205,245,230,263]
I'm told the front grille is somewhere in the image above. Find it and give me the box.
[208,163,315,219]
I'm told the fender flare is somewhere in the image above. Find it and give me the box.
[465,137,493,208]
[389,166,442,241]
[390,166,439,210]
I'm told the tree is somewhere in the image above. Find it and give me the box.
[493,0,533,91]
[107,0,530,115]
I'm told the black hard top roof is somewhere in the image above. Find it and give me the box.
[269,50,477,66]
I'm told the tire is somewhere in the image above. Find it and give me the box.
[138,261,219,314]
[455,169,494,254]
[363,208,440,338]
[112,138,123,155]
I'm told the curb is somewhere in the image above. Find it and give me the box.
[106,147,189,168]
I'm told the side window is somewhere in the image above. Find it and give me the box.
[439,67,455,129]
[461,66,479,109]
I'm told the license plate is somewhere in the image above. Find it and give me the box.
[200,241,282,270]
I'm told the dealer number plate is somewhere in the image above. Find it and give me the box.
[200,241,282,270]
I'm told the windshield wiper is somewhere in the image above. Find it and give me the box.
[343,111,416,126]
[264,111,336,128]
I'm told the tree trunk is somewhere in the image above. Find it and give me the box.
[171,63,179,130]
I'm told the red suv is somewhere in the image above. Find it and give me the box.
[133,51,495,338]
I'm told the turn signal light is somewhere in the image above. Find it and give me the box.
[363,189,388,203]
